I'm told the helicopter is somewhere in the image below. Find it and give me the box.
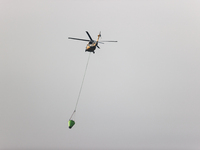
[68,31,117,53]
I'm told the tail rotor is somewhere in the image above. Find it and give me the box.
[98,31,101,38]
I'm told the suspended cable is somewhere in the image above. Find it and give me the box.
[69,53,91,120]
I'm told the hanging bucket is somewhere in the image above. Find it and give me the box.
[68,120,75,129]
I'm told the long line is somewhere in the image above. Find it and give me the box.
[74,53,91,111]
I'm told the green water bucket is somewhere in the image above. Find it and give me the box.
[68,120,75,129]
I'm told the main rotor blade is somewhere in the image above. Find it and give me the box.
[86,31,93,41]
[99,40,118,42]
[98,42,104,44]
[68,37,90,42]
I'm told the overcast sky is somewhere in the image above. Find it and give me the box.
[1,0,200,150]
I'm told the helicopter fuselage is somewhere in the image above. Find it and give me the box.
[85,42,97,53]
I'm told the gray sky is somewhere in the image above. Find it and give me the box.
[1,0,200,150]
